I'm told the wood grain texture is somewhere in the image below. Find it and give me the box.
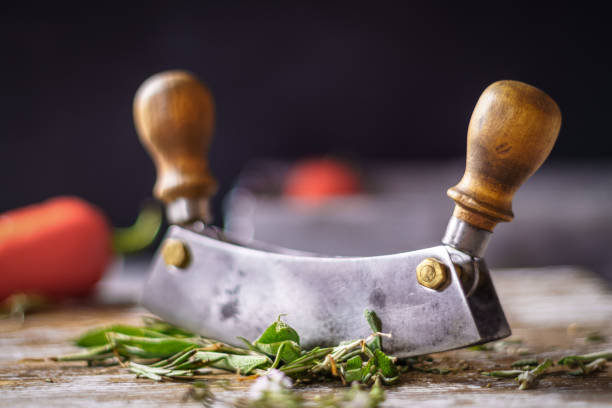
[134,71,217,204]
[448,80,561,231]
[1,267,611,407]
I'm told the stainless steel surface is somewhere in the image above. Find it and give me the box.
[193,223,323,257]
[141,226,510,357]
[442,216,492,258]
[218,229,324,257]
[166,197,212,225]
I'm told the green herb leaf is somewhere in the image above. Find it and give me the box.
[517,359,552,390]
[53,344,114,361]
[346,355,363,371]
[344,355,364,383]
[569,358,607,376]
[106,333,203,358]
[364,309,383,351]
[558,351,612,366]
[360,356,376,383]
[374,349,398,379]
[128,362,163,381]
[255,316,300,345]
[253,316,302,363]
[511,359,538,368]
[193,351,270,375]
[75,324,170,347]
[481,370,524,378]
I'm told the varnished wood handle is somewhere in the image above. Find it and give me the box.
[134,71,217,206]
[448,80,561,232]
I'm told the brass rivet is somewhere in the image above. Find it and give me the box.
[162,239,189,268]
[416,258,448,289]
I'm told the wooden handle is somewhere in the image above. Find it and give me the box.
[134,71,217,204]
[448,80,561,232]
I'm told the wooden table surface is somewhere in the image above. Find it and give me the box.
[1,266,612,407]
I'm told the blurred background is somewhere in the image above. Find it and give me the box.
[2,3,612,284]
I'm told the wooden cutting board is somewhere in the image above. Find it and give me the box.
[1,266,611,407]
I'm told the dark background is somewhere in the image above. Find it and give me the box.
[1,3,610,226]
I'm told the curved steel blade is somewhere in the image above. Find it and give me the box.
[141,226,510,357]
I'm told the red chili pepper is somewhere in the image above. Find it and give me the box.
[0,197,112,301]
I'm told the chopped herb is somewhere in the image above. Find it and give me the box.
[52,310,399,389]
[558,351,612,367]
[364,309,383,351]
[481,369,524,378]
[517,359,552,390]
[511,359,538,368]
[568,358,607,376]
[481,359,552,390]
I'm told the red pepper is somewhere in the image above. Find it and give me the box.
[284,157,361,203]
[0,197,112,301]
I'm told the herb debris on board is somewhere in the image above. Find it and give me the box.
[480,351,612,390]
[52,309,396,406]
[50,310,612,402]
